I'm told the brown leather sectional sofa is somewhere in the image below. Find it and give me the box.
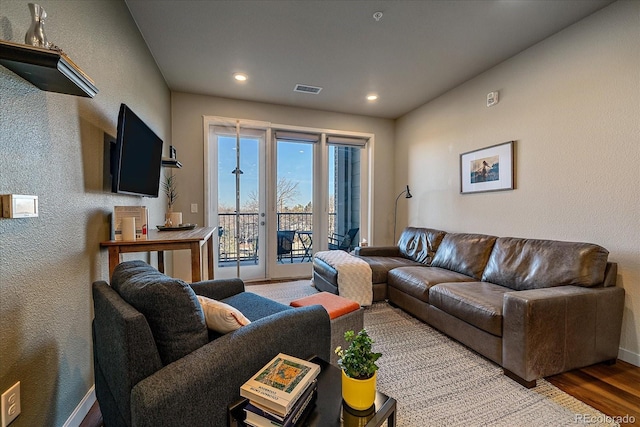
[313,226,625,387]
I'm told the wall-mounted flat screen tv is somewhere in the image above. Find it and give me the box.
[111,103,163,197]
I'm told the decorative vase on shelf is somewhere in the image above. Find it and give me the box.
[25,3,49,48]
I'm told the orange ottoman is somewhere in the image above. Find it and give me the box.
[291,292,364,366]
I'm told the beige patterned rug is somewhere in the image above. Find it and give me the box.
[246,280,615,426]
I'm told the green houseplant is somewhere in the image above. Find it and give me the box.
[335,329,382,410]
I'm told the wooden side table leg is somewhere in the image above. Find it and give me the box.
[158,251,165,273]
[206,235,214,280]
[108,247,120,280]
[190,242,202,282]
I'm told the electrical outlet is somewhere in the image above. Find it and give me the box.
[1,382,20,427]
[190,203,198,213]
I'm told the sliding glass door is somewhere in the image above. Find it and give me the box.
[207,122,267,280]
[205,117,371,281]
[270,132,317,277]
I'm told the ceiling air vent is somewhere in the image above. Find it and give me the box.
[294,84,322,94]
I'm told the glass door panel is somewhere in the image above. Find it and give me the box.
[273,138,314,273]
[210,125,266,280]
[327,145,361,252]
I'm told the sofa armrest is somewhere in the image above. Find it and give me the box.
[130,305,331,427]
[354,246,401,257]
[502,285,624,383]
[190,278,245,300]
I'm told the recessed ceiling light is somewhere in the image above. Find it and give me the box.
[233,73,248,82]
[366,94,378,101]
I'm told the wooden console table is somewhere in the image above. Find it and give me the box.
[101,226,216,282]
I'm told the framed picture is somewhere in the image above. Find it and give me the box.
[460,141,515,194]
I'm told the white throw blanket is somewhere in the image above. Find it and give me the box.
[314,250,373,306]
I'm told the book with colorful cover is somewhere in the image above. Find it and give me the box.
[240,353,320,417]
[244,381,317,427]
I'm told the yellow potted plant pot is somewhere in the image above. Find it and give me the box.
[335,329,382,411]
[341,369,377,410]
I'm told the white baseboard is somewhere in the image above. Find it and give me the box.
[63,386,96,427]
[618,347,640,367]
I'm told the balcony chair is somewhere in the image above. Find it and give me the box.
[92,260,330,427]
[328,227,359,252]
[277,230,296,263]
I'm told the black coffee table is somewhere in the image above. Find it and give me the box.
[229,357,396,427]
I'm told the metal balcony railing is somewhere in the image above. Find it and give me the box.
[216,212,336,263]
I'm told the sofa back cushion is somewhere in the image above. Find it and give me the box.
[430,233,497,279]
[398,227,447,265]
[482,237,609,290]
[111,260,208,365]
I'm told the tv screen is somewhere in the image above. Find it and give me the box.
[111,104,163,197]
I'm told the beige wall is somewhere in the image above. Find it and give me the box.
[170,92,396,252]
[0,1,170,425]
[395,0,639,364]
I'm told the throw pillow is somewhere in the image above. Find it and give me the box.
[111,260,208,365]
[197,295,251,333]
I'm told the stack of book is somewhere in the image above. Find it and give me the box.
[240,353,321,427]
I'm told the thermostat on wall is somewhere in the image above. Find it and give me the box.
[487,91,499,107]
[1,194,39,218]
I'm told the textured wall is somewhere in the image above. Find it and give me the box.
[0,1,170,425]
[395,1,640,364]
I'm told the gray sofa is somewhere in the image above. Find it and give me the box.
[314,227,624,387]
[93,261,330,427]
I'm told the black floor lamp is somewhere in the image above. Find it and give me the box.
[394,185,412,243]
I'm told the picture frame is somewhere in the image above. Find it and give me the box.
[460,141,515,194]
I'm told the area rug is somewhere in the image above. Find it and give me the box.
[246,280,615,426]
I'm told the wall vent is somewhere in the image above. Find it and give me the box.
[294,84,322,94]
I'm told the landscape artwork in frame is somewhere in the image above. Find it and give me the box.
[460,141,515,194]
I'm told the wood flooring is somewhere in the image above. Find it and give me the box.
[82,359,639,427]
[548,360,640,427]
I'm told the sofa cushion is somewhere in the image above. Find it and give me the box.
[397,227,447,264]
[222,291,293,321]
[430,233,497,279]
[356,256,425,284]
[482,237,609,290]
[429,282,508,337]
[388,266,476,303]
[111,260,208,365]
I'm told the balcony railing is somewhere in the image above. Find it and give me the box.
[217,212,335,263]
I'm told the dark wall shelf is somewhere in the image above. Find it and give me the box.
[161,158,183,168]
[0,40,98,98]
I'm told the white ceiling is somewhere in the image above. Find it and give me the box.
[125,0,614,119]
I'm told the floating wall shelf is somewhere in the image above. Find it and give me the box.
[0,40,98,98]
[161,158,183,168]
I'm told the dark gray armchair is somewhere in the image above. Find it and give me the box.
[92,261,330,427]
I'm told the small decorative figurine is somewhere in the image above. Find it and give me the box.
[25,3,49,48]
